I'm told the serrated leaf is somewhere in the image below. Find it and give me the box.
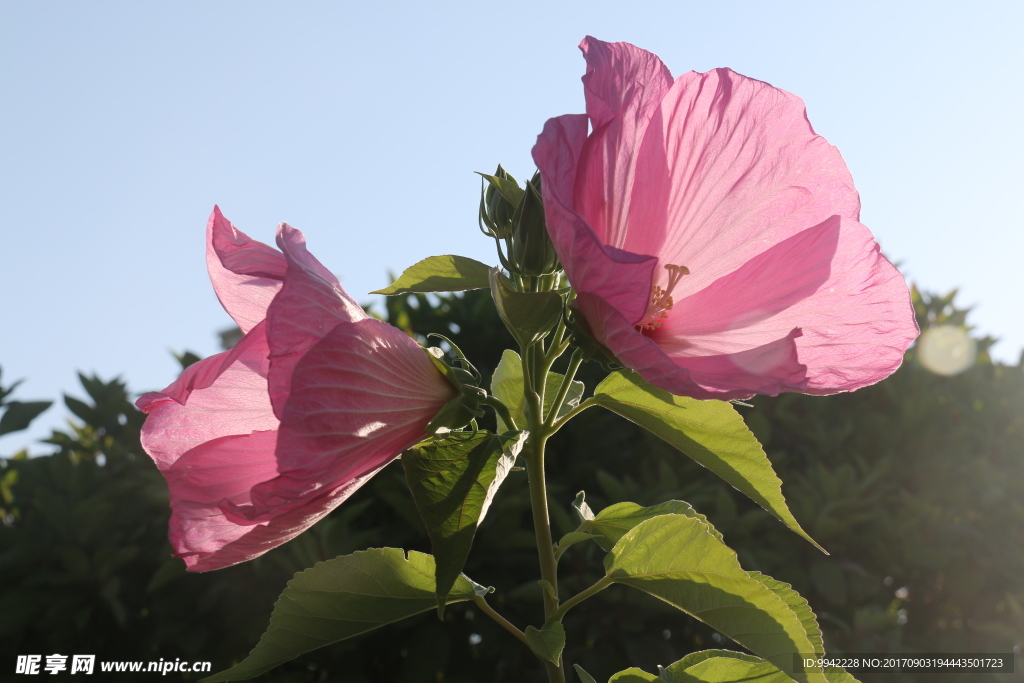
[574,664,599,683]
[491,350,584,431]
[524,621,565,665]
[0,400,52,436]
[604,515,827,683]
[593,371,823,553]
[403,431,526,612]
[203,549,478,682]
[582,500,722,552]
[655,650,792,682]
[489,269,563,347]
[372,255,492,295]
[608,669,660,682]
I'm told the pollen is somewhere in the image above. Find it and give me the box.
[637,264,689,332]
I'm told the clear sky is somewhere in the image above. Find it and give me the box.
[2,0,1022,452]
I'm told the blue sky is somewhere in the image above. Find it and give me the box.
[2,0,1021,452]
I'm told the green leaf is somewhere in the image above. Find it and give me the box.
[403,431,526,613]
[0,400,52,436]
[491,350,584,431]
[659,650,793,682]
[574,664,599,683]
[582,500,722,552]
[608,669,660,682]
[604,515,827,683]
[743,573,858,682]
[372,255,492,295]
[524,621,565,665]
[488,269,563,347]
[203,549,479,682]
[572,491,595,522]
[592,371,824,553]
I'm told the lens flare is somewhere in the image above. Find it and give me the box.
[918,325,976,376]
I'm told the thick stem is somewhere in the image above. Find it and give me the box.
[524,434,565,683]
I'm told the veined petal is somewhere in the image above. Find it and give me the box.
[577,293,808,400]
[574,36,674,248]
[206,207,287,332]
[266,223,367,418]
[136,321,277,469]
[657,216,917,393]
[629,68,860,300]
[534,114,657,325]
[245,317,456,515]
[164,430,383,572]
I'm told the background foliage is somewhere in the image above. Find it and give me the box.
[1,287,1021,682]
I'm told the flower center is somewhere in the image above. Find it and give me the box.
[636,264,689,332]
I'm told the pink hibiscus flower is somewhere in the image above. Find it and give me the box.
[136,207,457,571]
[533,37,918,400]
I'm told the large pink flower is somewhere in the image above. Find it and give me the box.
[136,207,457,571]
[533,37,918,400]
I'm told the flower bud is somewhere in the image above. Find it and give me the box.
[478,165,521,240]
[510,173,560,277]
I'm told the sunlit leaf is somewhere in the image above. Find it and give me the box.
[372,255,492,295]
[604,515,827,683]
[593,371,823,552]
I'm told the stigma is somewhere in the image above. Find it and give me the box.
[636,264,689,332]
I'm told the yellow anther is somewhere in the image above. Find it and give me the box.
[636,264,689,332]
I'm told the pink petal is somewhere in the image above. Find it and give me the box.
[164,429,384,572]
[136,321,277,469]
[627,68,861,301]
[574,37,674,249]
[658,216,917,393]
[240,317,456,517]
[534,114,658,325]
[577,292,807,400]
[206,207,287,333]
[266,223,367,418]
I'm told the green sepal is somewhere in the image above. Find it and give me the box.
[402,431,527,614]
[488,269,563,347]
[372,255,492,295]
[593,370,824,553]
[524,621,566,665]
[422,346,486,434]
[203,549,479,682]
[603,514,829,683]
[510,176,559,276]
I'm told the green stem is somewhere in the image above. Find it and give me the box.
[473,594,530,648]
[543,348,585,427]
[552,576,613,621]
[524,433,564,683]
[549,397,598,435]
